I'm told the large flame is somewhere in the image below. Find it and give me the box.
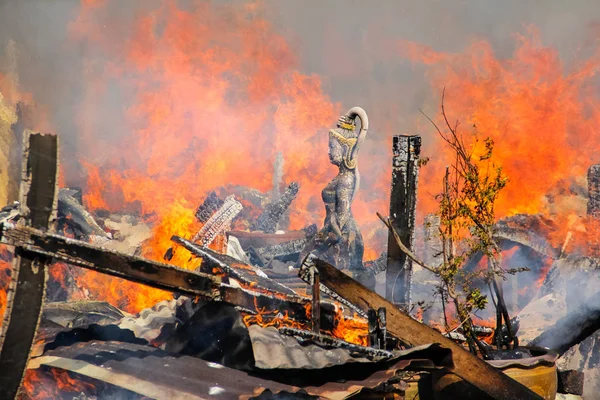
[2,1,600,324]
[64,1,342,310]
[400,28,600,227]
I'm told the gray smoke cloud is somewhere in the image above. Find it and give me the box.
[1,0,599,183]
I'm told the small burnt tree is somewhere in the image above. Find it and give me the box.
[379,89,521,356]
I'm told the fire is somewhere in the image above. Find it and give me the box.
[242,297,309,330]
[65,0,393,277]
[243,297,368,346]
[3,1,599,349]
[20,368,95,400]
[0,247,11,324]
[329,309,369,347]
[399,29,600,233]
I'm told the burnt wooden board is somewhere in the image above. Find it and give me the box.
[0,224,221,298]
[0,223,325,330]
[0,132,58,399]
[173,236,299,297]
[308,257,543,400]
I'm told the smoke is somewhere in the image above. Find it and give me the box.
[0,1,597,169]
[528,257,600,353]
[1,0,600,254]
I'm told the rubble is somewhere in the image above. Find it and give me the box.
[494,214,560,259]
[0,127,575,400]
[42,301,126,329]
[246,224,316,267]
[57,188,109,239]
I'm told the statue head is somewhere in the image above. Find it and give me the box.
[328,107,369,170]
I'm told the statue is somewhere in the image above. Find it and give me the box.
[298,107,374,287]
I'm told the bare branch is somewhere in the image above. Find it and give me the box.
[376,212,439,274]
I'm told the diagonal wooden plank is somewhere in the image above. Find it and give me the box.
[0,131,58,400]
[0,222,317,330]
[302,255,543,400]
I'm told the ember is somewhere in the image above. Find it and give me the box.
[21,368,95,400]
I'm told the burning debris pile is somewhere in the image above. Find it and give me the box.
[1,102,600,400]
[2,127,595,400]
[0,130,428,399]
[1,20,600,398]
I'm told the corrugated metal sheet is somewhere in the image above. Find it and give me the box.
[29,340,452,400]
[32,341,302,400]
[249,326,387,369]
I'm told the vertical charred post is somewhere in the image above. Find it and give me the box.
[377,307,387,349]
[367,307,387,349]
[0,131,58,399]
[386,135,421,309]
[311,270,321,333]
[367,309,378,348]
[588,165,600,257]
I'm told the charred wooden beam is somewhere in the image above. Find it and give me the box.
[368,309,378,348]
[0,223,221,298]
[557,370,584,396]
[7,102,30,204]
[0,132,58,399]
[386,135,421,309]
[165,195,242,260]
[192,195,242,247]
[251,182,300,234]
[311,269,320,333]
[0,222,324,330]
[530,289,600,356]
[172,235,300,297]
[300,255,543,400]
[194,191,225,223]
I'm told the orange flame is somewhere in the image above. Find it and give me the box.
[400,29,600,239]
[20,368,95,400]
[0,248,10,324]
[329,309,369,347]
